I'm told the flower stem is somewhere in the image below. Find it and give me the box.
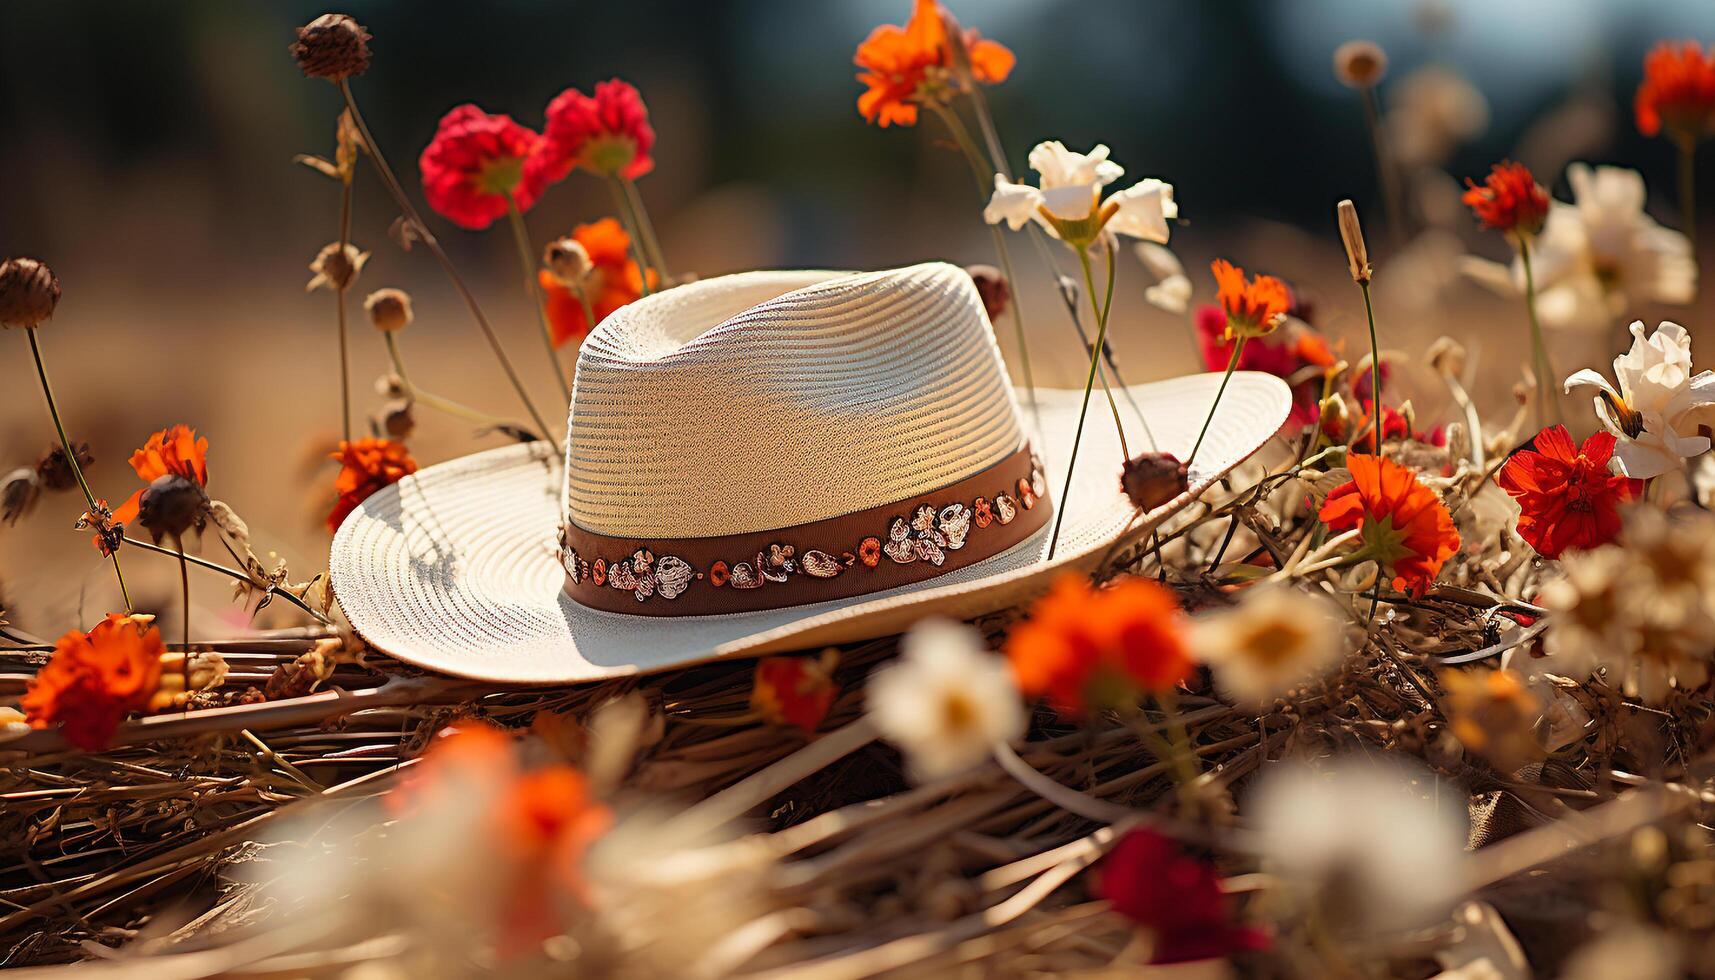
[337,80,559,455]
[1360,280,1383,457]
[1187,337,1246,469]
[623,177,671,283]
[1678,132,1698,291]
[25,326,131,612]
[506,195,571,401]
[385,332,517,429]
[335,177,354,443]
[1046,250,1123,561]
[175,533,191,700]
[607,176,656,296]
[1517,234,1560,428]
[1076,244,1129,461]
[1358,84,1406,247]
[122,534,329,624]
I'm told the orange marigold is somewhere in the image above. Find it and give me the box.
[1318,454,1461,597]
[537,217,657,347]
[854,0,1015,128]
[110,424,208,529]
[1462,161,1549,236]
[328,437,418,532]
[1211,259,1290,340]
[1636,40,1715,141]
[22,613,165,750]
[1006,574,1192,715]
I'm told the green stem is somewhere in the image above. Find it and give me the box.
[1046,249,1121,562]
[336,177,354,444]
[607,176,656,296]
[506,195,571,401]
[26,326,131,612]
[1517,235,1560,428]
[1076,245,1129,461]
[623,177,670,283]
[1360,280,1383,457]
[176,533,191,701]
[1187,337,1246,469]
[384,332,517,429]
[337,80,559,455]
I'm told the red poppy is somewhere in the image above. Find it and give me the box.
[1096,829,1270,964]
[854,0,1015,128]
[751,653,839,733]
[1636,41,1715,140]
[538,79,656,182]
[1462,161,1549,236]
[536,218,656,346]
[327,438,418,532]
[1498,426,1642,559]
[1210,260,1290,340]
[419,104,551,231]
[22,613,165,750]
[110,425,209,530]
[1319,454,1461,597]
[1006,574,1191,716]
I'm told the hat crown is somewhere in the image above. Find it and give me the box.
[564,262,1026,537]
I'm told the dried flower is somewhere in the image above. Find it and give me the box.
[1539,545,1636,680]
[1563,320,1715,479]
[419,105,551,231]
[1120,451,1188,512]
[376,398,415,440]
[0,256,61,328]
[1636,41,1715,142]
[537,218,654,346]
[1006,574,1191,716]
[1333,40,1388,89]
[868,619,1025,781]
[539,79,657,181]
[964,264,1010,322]
[1211,259,1289,340]
[985,142,1175,248]
[1497,426,1642,559]
[363,287,413,332]
[1319,454,1460,597]
[22,613,165,750]
[1189,585,1345,709]
[289,13,371,82]
[543,237,594,285]
[148,650,229,713]
[751,650,839,734]
[328,438,417,532]
[1462,161,1550,236]
[1095,829,1270,964]
[854,0,1014,127]
[36,441,92,492]
[1441,667,1544,773]
[1,467,38,525]
[306,241,369,292]
[110,425,209,534]
[1336,199,1371,284]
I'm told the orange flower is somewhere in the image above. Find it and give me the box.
[328,437,418,532]
[22,613,165,750]
[751,651,839,733]
[1006,574,1192,715]
[1462,161,1549,236]
[854,0,1014,128]
[1211,259,1290,340]
[1318,454,1460,597]
[537,218,657,347]
[110,424,208,529]
[1636,41,1715,141]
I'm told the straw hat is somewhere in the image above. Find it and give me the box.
[330,263,1289,684]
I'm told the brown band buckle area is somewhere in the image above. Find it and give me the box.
[558,444,1051,616]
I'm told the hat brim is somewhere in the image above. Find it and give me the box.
[330,372,1291,684]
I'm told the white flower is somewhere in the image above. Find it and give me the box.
[1563,320,1715,478]
[1188,585,1346,708]
[867,618,1026,782]
[1136,241,1192,314]
[1250,755,1467,935]
[983,140,1175,247]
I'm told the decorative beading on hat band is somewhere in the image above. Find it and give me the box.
[558,444,1050,616]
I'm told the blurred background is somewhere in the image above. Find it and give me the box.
[4,0,1715,634]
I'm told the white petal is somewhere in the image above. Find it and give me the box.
[1102,179,1175,243]
[983,174,1044,231]
[1134,241,1184,280]
[1458,256,1521,296]
[1562,368,1617,397]
[1612,437,1679,479]
[1040,183,1097,221]
[1144,274,1192,314]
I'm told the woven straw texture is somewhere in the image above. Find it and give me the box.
[566,264,1023,537]
[331,373,1290,685]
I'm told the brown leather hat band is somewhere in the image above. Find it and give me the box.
[558,444,1051,616]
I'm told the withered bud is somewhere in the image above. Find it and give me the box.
[1426,336,1467,379]
[965,264,1011,322]
[543,237,593,284]
[0,257,62,328]
[363,287,412,332]
[290,13,372,82]
[1120,452,1189,512]
[307,242,369,293]
[375,372,408,399]
[1333,40,1388,89]
[1336,200,1371,285]
[1,467,40,526]
[376,398,415,440]
[137,474,207,544]
[36,442,93,492]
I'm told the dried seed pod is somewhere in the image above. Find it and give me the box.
[137,474,207,543]
[376,398,415,440]
[307,242,369,292]
[363,287,413,332]
[290,13,372,82]
[543,237,593,284]
[1333,40,1388,89]
[965,264,1011,322]
[1120,452,1189,512]
[0,257,61,328]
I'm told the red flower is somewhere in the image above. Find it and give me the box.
[751,652,839,733]
[419,104,551,231]
[539,79,656,182]
[1498,426,1642,559]
[854,0,1015,128]
[110,424,209,530]
[1005,574,1191,716]
[1636,41,1715,140]
[1096,829,1270,964]
[22,614,165,750]
[328,438,418,532]
[1462,161,1549,236]
[1319,454,1461,597]
[537,218,656,346]
[1195,303,1330,432]
[1211,259,1290,340]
